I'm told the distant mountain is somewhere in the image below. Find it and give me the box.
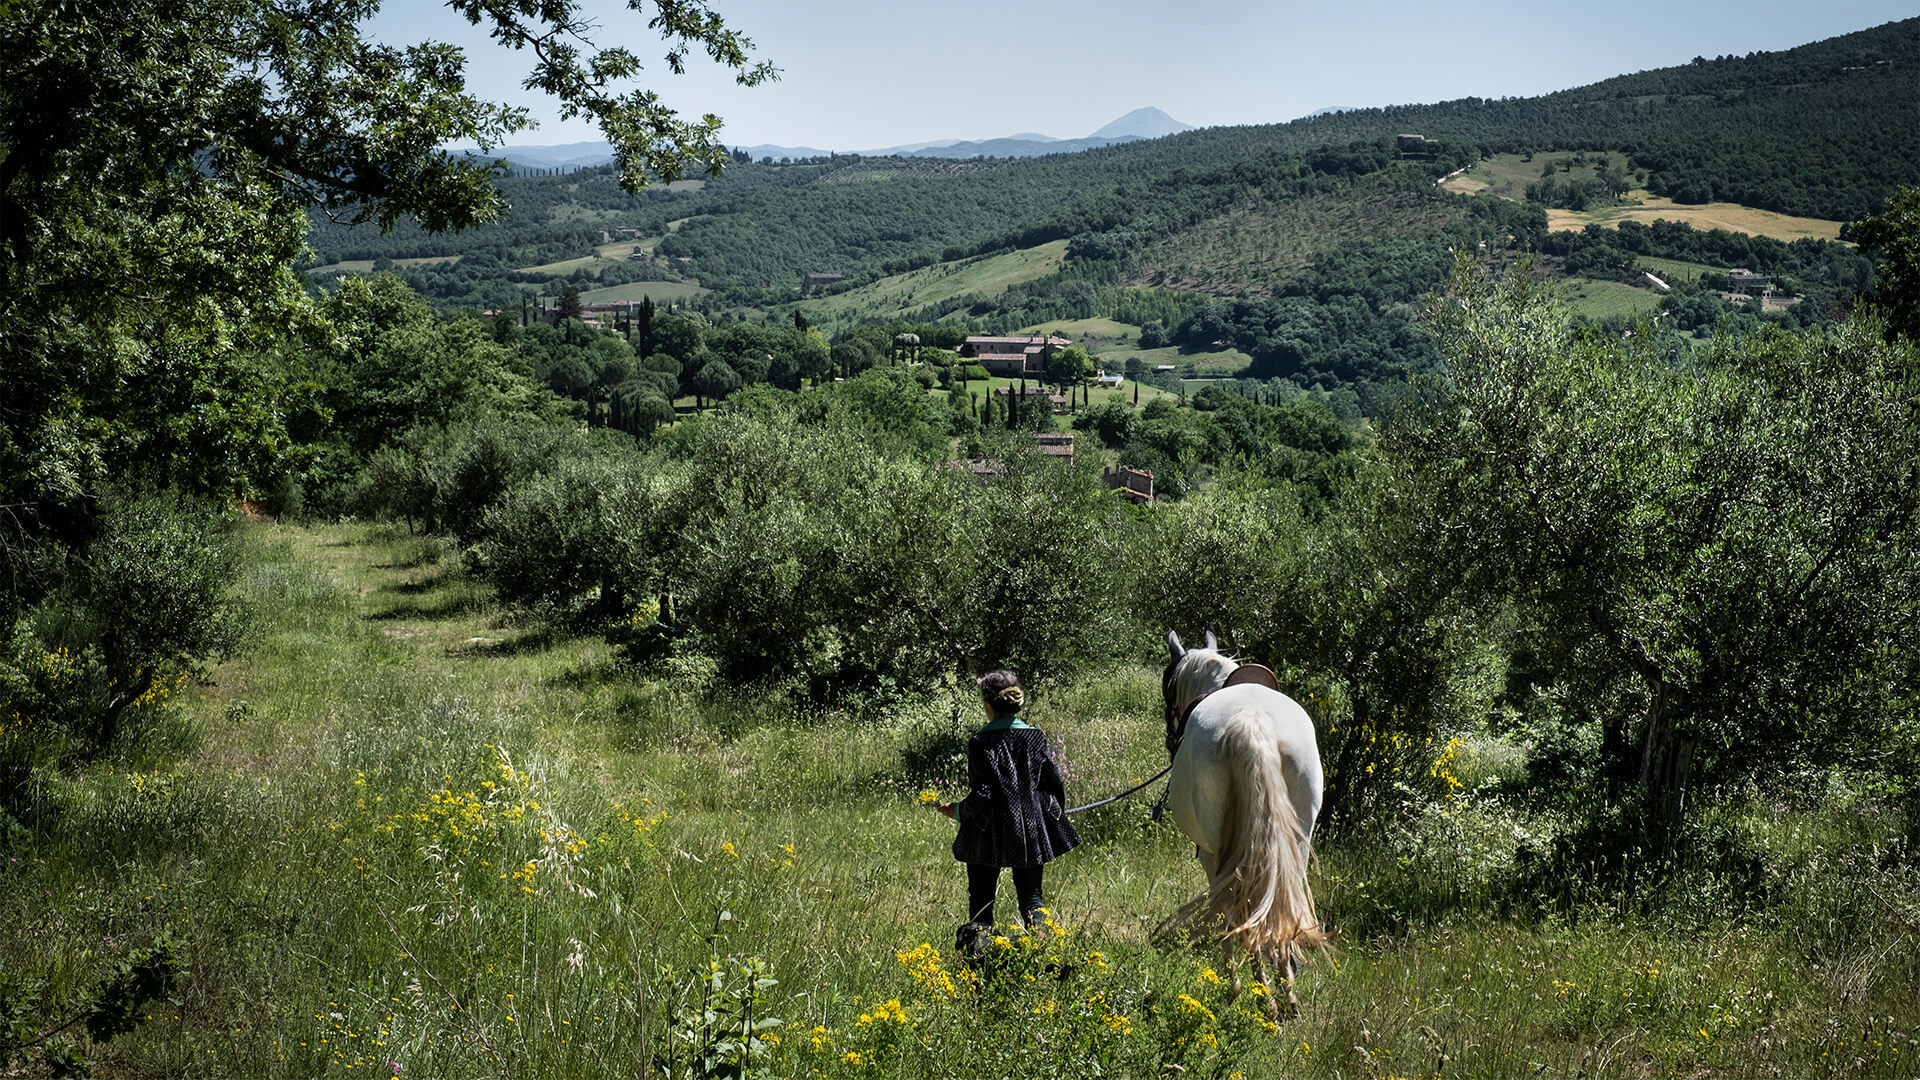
[1089,107,1192,139]
[477,107,1194,167]
[462,141,616,169]
[735,142,835,161]
[854,109,1190,159]
[893,134,1145,158]
[1299,106,1362,119]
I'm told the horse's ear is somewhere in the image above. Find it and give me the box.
[1204,629,1218,652]
[1167,629,1185,660]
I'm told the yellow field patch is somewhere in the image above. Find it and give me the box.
[1547,196,1842,242]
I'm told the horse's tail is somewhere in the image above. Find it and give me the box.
[1207,711,1325,964]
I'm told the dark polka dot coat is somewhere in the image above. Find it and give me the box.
[951,724,1082,868]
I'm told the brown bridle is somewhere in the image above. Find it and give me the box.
[1164,662,1284,758]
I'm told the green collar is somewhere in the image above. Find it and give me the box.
[981,715,1032,732]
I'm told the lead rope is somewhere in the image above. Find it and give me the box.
[1064,695,1201,817]
[1064,763,1173,816]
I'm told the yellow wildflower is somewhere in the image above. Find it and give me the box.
[1176,993,1214,1021]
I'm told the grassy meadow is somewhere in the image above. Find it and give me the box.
[795,242,1071,324]
[5,523,1917,1078]
[1559,278,1666,322]
[578,281,711,306]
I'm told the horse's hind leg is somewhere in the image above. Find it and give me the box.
[1222,937,1243,997]
[1279,942,1300,1017]
[1251,948,1284,1023]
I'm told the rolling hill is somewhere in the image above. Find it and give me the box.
[311,18,1911,393]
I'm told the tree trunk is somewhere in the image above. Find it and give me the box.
[1600,713,1632,803]
[1637,682,1696,845]
[92,667,156,754]
[1318,694,1372,835]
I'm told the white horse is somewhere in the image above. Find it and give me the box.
[1162,629,1326,1011]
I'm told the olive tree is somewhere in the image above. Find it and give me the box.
[1393,261,1920,840]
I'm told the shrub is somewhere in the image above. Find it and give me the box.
[2,494,245,786]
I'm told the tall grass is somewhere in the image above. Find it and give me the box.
[3,522,1915,1077]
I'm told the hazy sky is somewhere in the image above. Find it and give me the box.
[367,0,1920,150]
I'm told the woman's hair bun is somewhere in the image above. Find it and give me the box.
[977,669,1025,713]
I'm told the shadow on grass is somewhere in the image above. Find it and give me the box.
[365,591,488,622]
[384,568,452,595]
[370,544,447,571]
[451,627,565,658]
[899,725,969,790]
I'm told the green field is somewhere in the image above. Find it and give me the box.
[518,253,602,275]
[1637,255,1724,285]
[1561,277,1666,321]
[6,523,1912,1079]
[795,241,1070,323]
[595,238,661,259]
[1097,343,1255,377]
[1016,318,1142,351]
[1437,152,1628,201]
[578,280,709,304]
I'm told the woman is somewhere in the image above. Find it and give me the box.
[940,669,1081,949]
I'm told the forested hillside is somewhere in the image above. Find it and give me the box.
[312,17,1919,314]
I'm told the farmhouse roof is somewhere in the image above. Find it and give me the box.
[1035,432,1075,459]
[964,334,1071,347]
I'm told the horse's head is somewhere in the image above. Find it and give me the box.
[1163,629,1236,758]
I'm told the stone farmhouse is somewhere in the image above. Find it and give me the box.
[992,385,1068,414]
[958,334,1071,378]
[1102,465,1154,505]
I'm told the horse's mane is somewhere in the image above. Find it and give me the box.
[1171,648,1238,718]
